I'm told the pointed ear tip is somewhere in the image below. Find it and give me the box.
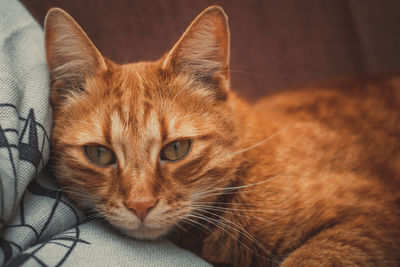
[45,7,65,19]
[44,8,72,27]
[202,5,228,19]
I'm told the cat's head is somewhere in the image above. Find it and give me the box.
[45,6,241,239]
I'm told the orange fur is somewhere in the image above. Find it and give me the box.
[45,6,400,266]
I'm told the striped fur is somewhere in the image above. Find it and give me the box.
[46,6,400,267]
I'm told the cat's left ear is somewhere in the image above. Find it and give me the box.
[162,6,230,98]
[44,8,107,105]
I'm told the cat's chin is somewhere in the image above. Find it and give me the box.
[119,225,170,240]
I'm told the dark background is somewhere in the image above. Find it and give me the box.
[21,0,400,101]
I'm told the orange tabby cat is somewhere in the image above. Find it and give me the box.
[45,6,400,266]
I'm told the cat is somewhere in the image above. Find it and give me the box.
[45,5,400,267]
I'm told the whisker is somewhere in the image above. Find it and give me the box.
[187,212,278,264]
[58,190,100,202]
[190,189,264,202]
[177,214,237,258]
[191,204,287,213]
[80,96,97,110]
[81,213,106,223]
[178,216,214,235]
[59,185,103,190]
[175,222,192,235]
[215,68,265,77]
[190,201,271,206]
[192,210,266,251]
[188,212,245,242]
[190,174,282,199]
[192,205,274,224]
[169,82,191,109]
[229,69,265,77]
[58,187,103,199]
[230,126,289,156]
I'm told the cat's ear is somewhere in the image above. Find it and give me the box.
[44,8,106,104]
[162,6,230,97]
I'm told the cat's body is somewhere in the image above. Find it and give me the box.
[45,6,400,267]
[174,77,400,266]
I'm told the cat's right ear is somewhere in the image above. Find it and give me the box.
[161,6,230,100]
[44,8,106,105]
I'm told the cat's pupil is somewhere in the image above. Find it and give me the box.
[97,147,102,159]
[173,142,179,155]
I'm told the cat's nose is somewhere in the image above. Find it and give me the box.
[124,198,159,221]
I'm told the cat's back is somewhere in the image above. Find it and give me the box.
[255,75,400,124]
[253,75,400,187]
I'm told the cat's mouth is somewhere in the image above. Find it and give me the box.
[99,204,177,240]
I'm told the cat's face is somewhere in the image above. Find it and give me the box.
[46,7,239,239]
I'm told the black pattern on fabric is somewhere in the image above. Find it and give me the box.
[1,178,88,266]
[0,103,89,266]
[4,226,90,267]
[19,109,44,170]
[0,103,49,221]
[0,103,49,171]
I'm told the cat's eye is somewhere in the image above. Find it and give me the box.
[160,139,191,162]
[84,145,116,167]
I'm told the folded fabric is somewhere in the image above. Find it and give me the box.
[0,1,209,266]
[0,0,52,225]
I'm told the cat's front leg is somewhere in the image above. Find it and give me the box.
[280,221,398,267]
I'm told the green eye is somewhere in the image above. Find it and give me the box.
[84,145,116,166]
[160,140,191,162]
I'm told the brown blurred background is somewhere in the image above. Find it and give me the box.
[21,0,400,101]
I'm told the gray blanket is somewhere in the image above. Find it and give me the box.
[0,1,209,266]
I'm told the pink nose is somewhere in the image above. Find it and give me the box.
[124,198,158,221]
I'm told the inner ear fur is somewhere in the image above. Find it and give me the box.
[44,8,107,105]
[162,6,231,95]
